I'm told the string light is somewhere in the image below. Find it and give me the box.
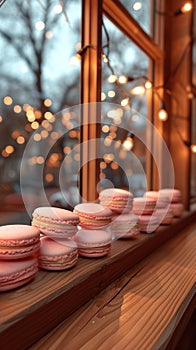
[174,1,193,16]
[123,136,134,151]
[158,102,168,121]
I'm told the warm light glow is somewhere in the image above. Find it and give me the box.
[102,125,110,133]
[35,21,45,31]
[133,2,142,11]
[63,146,71,154]
[121,98,129,107]
[102,54,109,63]
[16,136,25,144]
[118,75,128,84]
[108,74,117,83]
[14,105,22,113]
[131,86,145,95]
[37,156,45,164]
[45,173,54,182]
[191,144,196,153]
[44,99,52,107]
[31,121,39,130]
[11,130,20,139]
[5,145,14,154]
[108,90,116,98]
[103,153,114,163]
[158,108,168,121]
[44,111,55,122]
[101,92,106,101]
[145,80,152,89]
[123,137,134,151]
[3,96,13,105]
[33,133,42,142]
[70,54,81,66]
[181,2,192,13]
[54,4,63,13]
[111,162,119,170]
[0,116,2,123]
[100,161,107,170]
[104,136,112,147]
[41,130,49,138]
[45,31,53,39]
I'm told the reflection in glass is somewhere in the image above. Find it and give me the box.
[0,0,81,212]
[101,17,151,196]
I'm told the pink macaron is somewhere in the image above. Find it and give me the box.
[138,215,159,233]
[99,188,133,213]
[169,203,184,217]
[38,236,78,270]
[0,256,38,292]
[132,197,156,216]
[110,214,139,239]
[32,207,80,238]
[154,207,174,225]
[73,203,113,229]
[144,191,169,209]
[0,224,40,259]
[74,229,112,258]
[159,188,182,203]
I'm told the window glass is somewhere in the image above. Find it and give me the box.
[191,7,196,201]
[0,0,81,214]
[119,0,153,36]
[101,17,152,196]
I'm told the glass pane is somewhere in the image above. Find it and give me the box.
[0,0,81,217]
[119,0,153,36]
[101,17,152,197]
[191,7,196,202]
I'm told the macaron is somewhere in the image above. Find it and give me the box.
[74,229,112,258]
[110,214,139,239]
[99,188,133,213]
[0,224,40,259]
[144,191,169,209]
[169,203,184,217]
[138,215,159,233]
[32,207,80,238]
[73,203,113,229]
[132,197,156,216]
[154,207,174,225]
[38,236,78,271]
[0,256,38,292]
[159,188,182,203]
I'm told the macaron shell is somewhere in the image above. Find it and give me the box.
[132,198,156,215]
[38,237,78,270]
[169,203,184,217]
[74,203,113,229]
[0,225,40,259]
[74,229,111,258]
[32,206,79,237]
[99,188,133,213]
[110,214,139,239]
[0,257,38,292]
[138,215,159,233]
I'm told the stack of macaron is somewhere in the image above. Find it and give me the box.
[132,197,159,233]
[0,224,40,292]
[144,190,174,225]
[159,188,184,218]
[98,188,139,239]
[99,188,133,214]
[73,203,113,257]
[31,206,79,270]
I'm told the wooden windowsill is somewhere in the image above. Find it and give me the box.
[0,211,195,349]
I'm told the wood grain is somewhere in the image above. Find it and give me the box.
[0,212,195,349]
[30,224,196,350]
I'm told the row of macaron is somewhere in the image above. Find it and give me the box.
[0,187,183,292]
